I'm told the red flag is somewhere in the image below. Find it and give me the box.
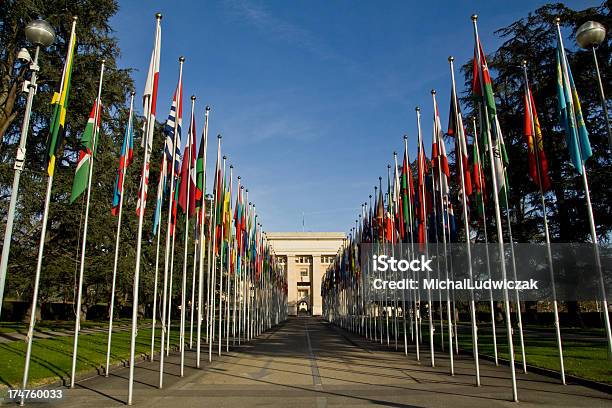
[178,108,197,216]
[523,86,551,191]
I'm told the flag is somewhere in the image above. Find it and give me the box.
[447,88,472,196]
[416,135,429,244]
[523,85,551,190]
[136,18,161,217]
[556,35,592,174]
[472,134,486,217]
[111,105,135,215]
[400,148,414,243]
[164,86,183,174]
[473,37,508,206]
[195,132,206,209]
[432,97,450,197]
[152,159,167,235]
[70,101,102,203]
[178,108,196,216]
[46,20,76,177]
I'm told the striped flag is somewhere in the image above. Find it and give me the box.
[164,86,183,174]
[47,20,77,177]
[111,104,135,215]
[70,101,102,203]
[136,19,161,217]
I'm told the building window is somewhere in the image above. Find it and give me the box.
[300,270,308,277]
[321,255,335,264]
[296,255,311,264]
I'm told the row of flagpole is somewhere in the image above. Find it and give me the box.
[321,14,611,403]
[6,13,288,406]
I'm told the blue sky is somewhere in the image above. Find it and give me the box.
[110,0,593,233]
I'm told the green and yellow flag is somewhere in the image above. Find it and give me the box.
[47,20,77,177]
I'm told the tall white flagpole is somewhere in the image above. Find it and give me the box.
[159,55,184,388]
[472,15,518,401]
[151,159,166,361]
[105,91,135,376]
[431,89,454,375]
[448,56,480,384]
[179,95,196,376]
[218,156,227,356]
[226,165,234,351]
[70,60,105,388]
[190,217,198,349]
[471,117,498,366]
[522,61,565,383]
[20,18,77,405]
[196,105,210,367]
[208,135,222,362]
[416,107,435,368]
[128,14,161,404]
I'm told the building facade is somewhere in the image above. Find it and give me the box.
[266,232,345,316]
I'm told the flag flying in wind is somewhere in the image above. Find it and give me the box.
[432,98,450,197]
[195,133,206,209]
[164,86,183,174]
[111,106,135,215]
[400,147,414,243]
[178,108,196,216]
[152,158,167,235]
[447,87,472,197]
[472,37,508,206]
[555,33,592,174]
[416,137,429,244]
[70,101,102,203]
[47,21,76,178]
[136,19,161,217]
[523,85,551,190]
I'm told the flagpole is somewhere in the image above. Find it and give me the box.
[471,116,499,366]
[179,95,196,376]
[166,194,177,356]
[403,136,418,351]
[428,149,444,355]
[190,217,198,350]
[128,14,161,404]
[218,156,227,356]
[472,15,518,401]
[431,90,454,375]
[556,17,612,359]
[522,60,565,383]
[416,107,435,368]
[226,164,234,352]
[159,55,184,388]
[151,179,163,362]
[19,19,75,404]
[196,105,210,367]
[208,136,222,362]
[449,56,480,385]
[106,91,135,377]
[70,60,105,388]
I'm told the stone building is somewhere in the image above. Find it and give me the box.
[266,232,345,316]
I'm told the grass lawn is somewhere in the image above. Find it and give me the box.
[0,318,138,334]
[411,320,612,384]
[0,322,182,391]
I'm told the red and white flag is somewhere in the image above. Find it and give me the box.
[136,17,161,217]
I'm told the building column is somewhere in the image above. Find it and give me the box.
[286,255,298,316]
[312,253,323,316]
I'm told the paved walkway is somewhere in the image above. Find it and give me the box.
[29,317,611,407]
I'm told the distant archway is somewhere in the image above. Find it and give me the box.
[297,299,310,315]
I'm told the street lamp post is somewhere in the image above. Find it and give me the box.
[0,19,55,319]
[576,21,611,151]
